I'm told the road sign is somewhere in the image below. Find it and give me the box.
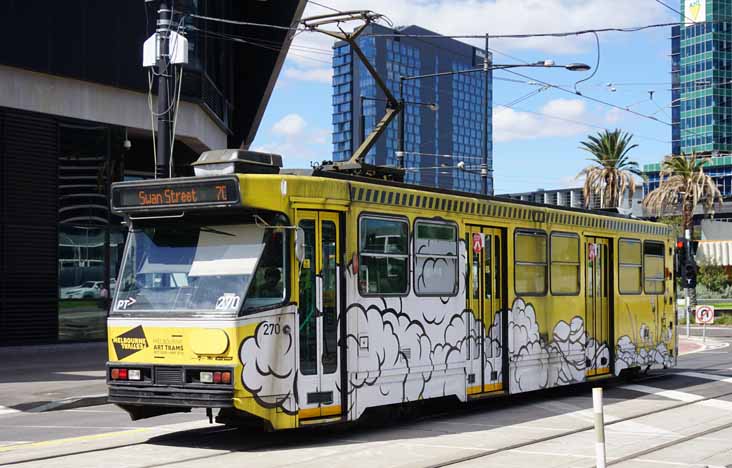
[695,305,715,324]
[472,233,483,254]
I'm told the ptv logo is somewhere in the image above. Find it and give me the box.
[116,297,137,310]
[112,325,148,360]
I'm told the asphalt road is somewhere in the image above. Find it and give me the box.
[2,340,732,468]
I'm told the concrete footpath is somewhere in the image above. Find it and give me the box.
[0,335,716,414]
[0,341,108,413]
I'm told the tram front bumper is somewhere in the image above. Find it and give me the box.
[108,384,234,408]
[106,363,234,408]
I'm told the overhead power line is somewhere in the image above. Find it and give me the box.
[307,0,343,14]
[654,0,697,24]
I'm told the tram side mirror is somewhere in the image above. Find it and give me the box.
[295,227,306,263]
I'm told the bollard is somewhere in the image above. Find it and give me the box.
[593,387,607,468]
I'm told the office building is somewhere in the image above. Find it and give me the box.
[0,0,304,344]
[332,24,492,194]
[646,1,732,200]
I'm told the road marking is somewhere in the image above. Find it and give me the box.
[56,370,106,378]
[623,383,732,411]
[634,458,727,467]
[0,428,149,453]
[621,384,703,402]
[678,371,732,383]
[0,407,20,417]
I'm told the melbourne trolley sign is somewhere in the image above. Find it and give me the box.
[111,177,240,212]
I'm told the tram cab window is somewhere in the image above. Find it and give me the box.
[619,239,642,294]
[359,216,409,295]
[643,241,665,294]
[515,230,547,295]
[112,223,287,315]
[550,232,580,295]
[414,221,458,296]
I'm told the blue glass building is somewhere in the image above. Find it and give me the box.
[645,1,732,197]
[332,24,492,194]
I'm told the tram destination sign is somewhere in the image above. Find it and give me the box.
[112,178,240,211]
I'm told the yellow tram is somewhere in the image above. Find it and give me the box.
[107,150,676,430]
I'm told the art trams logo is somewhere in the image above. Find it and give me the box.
[112,325,148,360]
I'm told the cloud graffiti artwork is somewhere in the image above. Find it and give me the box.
[237,238,672,420]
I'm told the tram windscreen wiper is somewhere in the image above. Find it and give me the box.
[200,226,235,237]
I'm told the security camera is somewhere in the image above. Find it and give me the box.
[123,139,132,150]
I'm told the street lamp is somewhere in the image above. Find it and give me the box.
[396,59,591,194]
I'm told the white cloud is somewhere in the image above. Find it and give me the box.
[494,98,588,142]
[272,113,307,137]
[295,0,665,56]
[260,114,330,168]
[284,0,666,86]
[283,66,333,84]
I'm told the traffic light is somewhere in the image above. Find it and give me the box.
[682,261,698,288]
[675,237,688,277]
[676,237,698,288]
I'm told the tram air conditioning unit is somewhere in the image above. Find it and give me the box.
[192,149,283,176]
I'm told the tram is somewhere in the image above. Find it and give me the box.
[107,150,676,430]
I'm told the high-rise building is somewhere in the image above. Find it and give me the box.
[331,24,492,194]
[645,1,732,197]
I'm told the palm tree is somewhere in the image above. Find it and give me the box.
[643,153,723,231]
[577,129,644,209]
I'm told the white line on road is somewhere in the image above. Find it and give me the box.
[621,384,703,402]
[678,371,732,383]
[623,383,732,411]
[0,407,20,416]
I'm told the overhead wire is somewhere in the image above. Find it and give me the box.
[307,0,344,14]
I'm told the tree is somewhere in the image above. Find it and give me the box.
[642,153,723,231]
[577,129,643,209]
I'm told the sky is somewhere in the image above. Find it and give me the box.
[250,0,680,194]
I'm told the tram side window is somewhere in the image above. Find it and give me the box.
[414,221,458,296]
[619,239,642,294]
[359,216,409,295]
[550,232,580,295]
[515,230,547,295]
[644,241,665,295]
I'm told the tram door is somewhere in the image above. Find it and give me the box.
[467,226,505,394]
[585,237,611,376]
[297,211,341,419]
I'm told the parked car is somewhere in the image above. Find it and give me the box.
[60,281,103,299]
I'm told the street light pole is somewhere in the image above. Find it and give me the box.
[396,60,590,177]
[397,78,405,169]
[482,33,490,195]
[156,2,172,179]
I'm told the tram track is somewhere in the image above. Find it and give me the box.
[2,349,731,467]
[426,370,732,467]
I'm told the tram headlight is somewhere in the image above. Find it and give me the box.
[200,371,213,383]
[128,369,141,381]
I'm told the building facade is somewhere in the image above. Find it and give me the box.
[647,1,732,197]
[332,24,493,194]
[0,0,304,345]
[501,187,645,217]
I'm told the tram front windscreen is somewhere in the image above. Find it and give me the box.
[112,223,287,315]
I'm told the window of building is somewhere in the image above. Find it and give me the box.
[643,241,665,294]
[619,239,642,294]
[359,216,409,295]
[550,232,580,295]
[515,230,547,295]
[413,221,458,296]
